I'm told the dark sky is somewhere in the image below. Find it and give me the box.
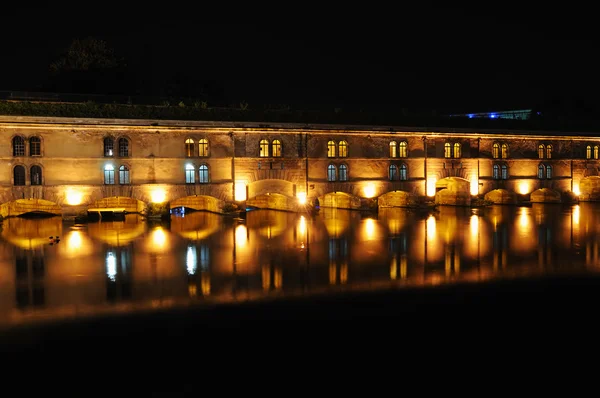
[1,6,597,114]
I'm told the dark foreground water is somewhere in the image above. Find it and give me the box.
[1,203,599,328]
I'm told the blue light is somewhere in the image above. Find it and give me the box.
[489,113,496,119]
[468,114,474,119]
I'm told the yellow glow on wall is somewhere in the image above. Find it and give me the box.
[150,188,166,203]
[65,188,84,205]
[235,181,247,201]
[297,192,307,205]
[470,175,479,196]
[518,182,530,195]
[426,177,437,197]
[235,224,248,248]
[573,183,581,196]
[363,184,376,198]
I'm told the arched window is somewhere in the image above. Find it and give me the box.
[501,164,508,180]
[12,136,25,156]
[538,144,545,159]
[118,138,129,157]
[493,164,500,179]
[492,143,499,159]
[104,137,114,157]
[272,139,282,157]
[327,140,336,158]
[399,141,408,158]
[185,138,194,157]
[327,164,337,182]
[389,165,398,181]
[399,164,408,181]
[538,164,545,179]
[198,138,209,157]
[199,164,209,183]
[546,144,552,159]
[185,164,195,184]
[338,141,348,158]
[259,139,269,157]
[339,164,348,181]
[444,143,451,158]
[501,143,508,159]
[30,137,41,156]
[586,145,592,159]
[595,146,599,160]
[30,165,42,185]
[13,165,25,186]
[104,164,115,184]
[389,141,397,158]
[119,165,130,184]
[546,164,552,179]
[453,142,461,158]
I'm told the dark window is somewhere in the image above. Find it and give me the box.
[119,165,130,184]
[31,165,42,185]
[118,138,129,157]
[13,136,25,156]
[14,165,25,186]
[30,137,41,156]
[104,137,114,157]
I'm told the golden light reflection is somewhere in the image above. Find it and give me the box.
[65,188,84,205]
[426,215,436,241]
[297,192,307,205]
[470,215,479,238]
[298,215,306,235]
[67,230,82,250]
[518,181,530,195]
[87,219,145,246]
[0,217,62,249]
[235,181,247,201]
[363,183,376,198]
[235,224,248,248]
[573,205,580,226]
[426,177,437,197]
[201,272,211,295]
[150,188,166,203]
[363,218,376,240]
[151,227,167,250]
[518,207,530,229]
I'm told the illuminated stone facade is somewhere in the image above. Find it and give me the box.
[0,115,599,216]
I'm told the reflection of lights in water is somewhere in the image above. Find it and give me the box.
[298,216,306,236]
[573,205,580,225]
[151,228,167,249]
[67,231,82,251]
[235,225,247,248]
[470,215,479,238]
[518,207,530,229]
[186,246,197,275]
[106,251,116,281]
[426,216,436,241]
[363,218,376,240]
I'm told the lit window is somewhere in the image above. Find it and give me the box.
[546,144,552,159]
[389,165,398,181]
[595,146,599,160]
[104,137,114,157]
[272,139,282,157]
[586,145,591,159]
[444,143,451,158]
[185,138,194,157]
[492,143,499,159]
[30,137,41,156]
[31,165,42,185]
[327,140,336,158]
[493,164,500,179]
[199,164,209,183]
[118,138,129,157]
[13,165,25,186]
[501,164,508,180]
[327,164,336,182]
[399,141,407,158]
[119,165,130,184]
[538,144,545,159]
[453,142,461,158]
[259,139,269,157]
[338,141,348,158]
[185,164,195,184]
[339,164,347,181]
[399,164,407,181]
[12,136,25,156]
[389,141,397,158]
[104,164,115,185]
[501,143,508,159]
[199,139,209,157]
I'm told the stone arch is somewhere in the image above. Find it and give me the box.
[319,191,361,210]
[89,196,146,213]
[484,189,517,204]
[246,193,298,212]
[530,188,561,203]
[579,176,600,201]
[0,198,62,218]
[171,195,226,213]
[248,179,296,199]
[379,190,417,207]
[435,177,471,206]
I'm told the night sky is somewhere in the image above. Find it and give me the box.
[1,6,597,116]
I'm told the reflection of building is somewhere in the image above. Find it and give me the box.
[15,249,45,308]
[105,247,132,301]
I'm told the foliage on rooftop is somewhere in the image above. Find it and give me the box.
[1,99,599,134]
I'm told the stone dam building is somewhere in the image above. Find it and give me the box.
[1,114,600,218]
